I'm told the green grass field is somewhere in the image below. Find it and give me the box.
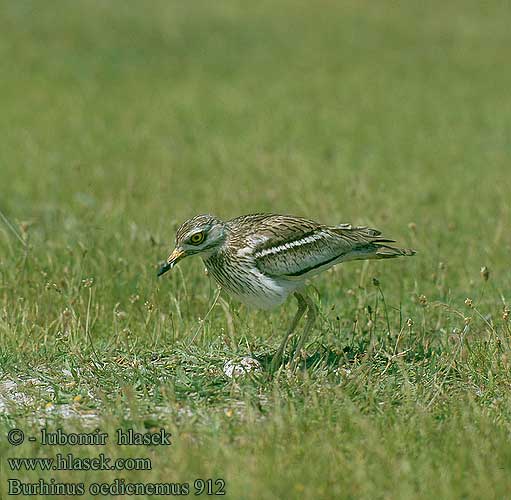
[1,1,511,498]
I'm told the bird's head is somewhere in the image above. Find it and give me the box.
[157,214,226,277]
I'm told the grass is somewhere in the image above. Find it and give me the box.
[1,0,511,498]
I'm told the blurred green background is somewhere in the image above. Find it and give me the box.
[1,1,511,499]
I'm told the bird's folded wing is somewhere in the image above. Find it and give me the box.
[252,218,389,278]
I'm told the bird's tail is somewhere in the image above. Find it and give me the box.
[341,243,415,263]
[373,244,416,259]
[333,224,416,262]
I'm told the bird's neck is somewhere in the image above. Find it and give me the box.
[200,242,225,262]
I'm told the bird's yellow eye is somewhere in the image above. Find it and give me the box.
[190,232,205,245]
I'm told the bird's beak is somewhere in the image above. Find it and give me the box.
[157,247,185,277]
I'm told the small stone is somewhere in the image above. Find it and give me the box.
[223,357,262,378]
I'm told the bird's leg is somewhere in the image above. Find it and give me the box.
[271,292,307,372]
[291,293,317,370]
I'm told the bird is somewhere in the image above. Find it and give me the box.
[157,213,415,370]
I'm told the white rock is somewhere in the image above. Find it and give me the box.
[223,357,262,378]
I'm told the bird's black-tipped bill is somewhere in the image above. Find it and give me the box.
[157,248,184,277]
[157,262,172,277]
